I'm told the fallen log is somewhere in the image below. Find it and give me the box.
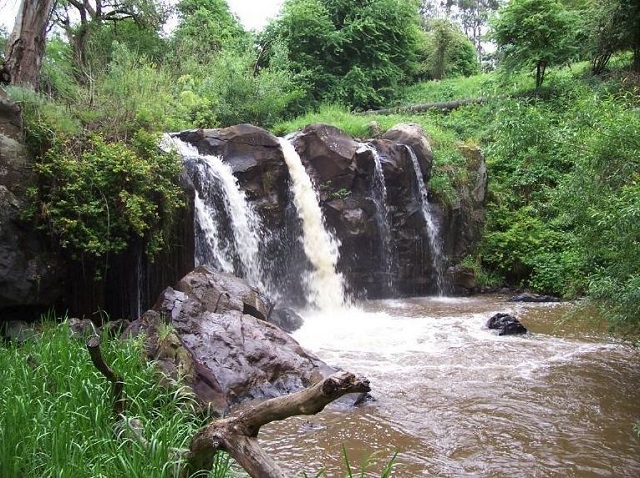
[185,371,371,478]
[362,97,488,115]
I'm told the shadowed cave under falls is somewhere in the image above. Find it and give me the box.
[172,135,449,309]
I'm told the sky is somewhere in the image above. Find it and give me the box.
[0,0,284,33]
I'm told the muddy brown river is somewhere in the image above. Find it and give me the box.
[258,295,640,477]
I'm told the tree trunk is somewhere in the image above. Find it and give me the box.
[362,97,488,115]
[3,0,55,89]
[185,371,371,477]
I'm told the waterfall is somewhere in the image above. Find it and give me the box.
[278,138,346,310]
[170,137,267,292]
[405,145,449,295]
[361,143,395,295]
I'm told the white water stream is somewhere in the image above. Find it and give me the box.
[170,137,266,291]
[279,138,345,310]
[362,143,395,295]
[406,145,448,295]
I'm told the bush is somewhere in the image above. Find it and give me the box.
[23,127,183,275]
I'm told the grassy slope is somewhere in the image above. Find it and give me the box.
[0,320,233,478]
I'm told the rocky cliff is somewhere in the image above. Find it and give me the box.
[1,101,486,322]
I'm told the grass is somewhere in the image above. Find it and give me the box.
[0,319,234,478]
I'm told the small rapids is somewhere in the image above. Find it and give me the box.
[259,296,640,477]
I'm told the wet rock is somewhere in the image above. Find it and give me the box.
[381,123,433,179]
[447,265,476,293]
[487,313,528,336]
[124,266,334,415]
[268,307,304,333]
[0,89,64,320]
[509,293,561,303]
[292,123,358,193]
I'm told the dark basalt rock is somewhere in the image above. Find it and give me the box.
[487,312,528,336]
[0,88,64,320]
[124,266,334,415]
[268,307,304,333]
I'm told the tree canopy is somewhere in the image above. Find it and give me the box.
[262,0,425,109]
[491,0,579,87]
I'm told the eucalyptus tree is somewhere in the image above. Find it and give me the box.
[491,0,579,88]
[420,0,500,60]
[2,0,56,88]
[51,0,170,75]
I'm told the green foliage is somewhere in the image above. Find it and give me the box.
[175,42,304,128]
[171,0,247,63]
[23,126,183,272]
[583,0,640,73]
[92,42,182,136]
[422,19,479,80]
[491,0,580,87]
[263,0,425,109]
[0,320,232,478]
[86,17,168,67]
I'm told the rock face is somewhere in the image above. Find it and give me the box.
[177,121,487,302]
[0,88,64,320]
[486,312,528,336]
[2,116,487,320]
[125,266,333,415]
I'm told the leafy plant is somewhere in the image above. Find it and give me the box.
[23,127,183,276]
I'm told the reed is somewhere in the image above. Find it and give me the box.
[0,319,234,478]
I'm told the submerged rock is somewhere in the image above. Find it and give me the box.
[487,312,528,336]
[124,266,333,415]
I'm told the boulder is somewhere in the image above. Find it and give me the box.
[381,123,433,180]
[268,307,304,333]
[292,124,358,193]
[124,266,334,415]
[447,265,476,293]
[487,312,528,336]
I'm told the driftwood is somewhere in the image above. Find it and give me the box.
[186,371,371,478]
[86,336,148,446]
[362,97,488,115]
[86,335,125,418]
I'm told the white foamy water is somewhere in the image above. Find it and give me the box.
[279,137,345,310]
[169,137,266,290]
[261,296,640,477]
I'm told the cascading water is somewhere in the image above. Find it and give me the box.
[169,137,268,292]
[406,145,449,295]
[278,138,346,310]
[361,143,395,295]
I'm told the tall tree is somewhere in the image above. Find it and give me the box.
[491,0,578,87]
[424,18,479,79]
[51,0,168,74]
[171,0,246,62]
[2,0,55,88]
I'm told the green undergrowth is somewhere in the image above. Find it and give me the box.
[1,320,400,478]
[0,320,233,478]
